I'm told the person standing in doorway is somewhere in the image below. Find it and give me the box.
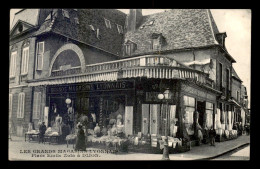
[39,122,47,143]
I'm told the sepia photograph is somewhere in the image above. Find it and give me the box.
[9,9,251,161]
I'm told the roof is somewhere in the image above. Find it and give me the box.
[232,67,242,82]
[34,9,127,56]
[124,9,220,56]
[10,9,40,30]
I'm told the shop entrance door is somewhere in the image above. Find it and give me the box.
[197,101,206,127]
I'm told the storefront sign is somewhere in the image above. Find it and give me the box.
[47,80,135,94]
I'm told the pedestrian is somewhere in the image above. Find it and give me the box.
[75,123,86,151]
[209,127,216,146]
[39,121,47,143]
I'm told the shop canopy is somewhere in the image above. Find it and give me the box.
[28,55,212,87]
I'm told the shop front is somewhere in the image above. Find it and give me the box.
[27,54,221,153]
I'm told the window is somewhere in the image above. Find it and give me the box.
[151,38,161,50]
[21,47,29,75]
[206,102,214,128]
[117,24,123,34]
[17,93,25,118]
[9,51,17,77]
[226,68,230,90]
[183,95,195,135]
[104,18,111,29]
[237,91,240,101]
[9,94,13,119]
[219,62,223,87]
[36,42,44,70]
[125,44,131,55]
[33,92,42,119]
[62,9,70,18]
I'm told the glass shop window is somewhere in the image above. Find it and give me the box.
[206,102,214,128]
[183,95,195,135]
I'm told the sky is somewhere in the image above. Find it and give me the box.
[9,9,251,108]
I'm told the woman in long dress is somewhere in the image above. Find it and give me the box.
[75,123,86,151]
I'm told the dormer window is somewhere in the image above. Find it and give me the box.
[104,18,111,29]
[150,33,166,51]
[62,9,70,19]
[117,24,123,34]
[124,40,137,56]
[216,32,227,49]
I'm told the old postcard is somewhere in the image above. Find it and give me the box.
[9,9,250,161]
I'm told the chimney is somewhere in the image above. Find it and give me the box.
[126,9,142,32]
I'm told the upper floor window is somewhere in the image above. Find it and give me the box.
[104,18,111,29]
[237,91,240,102]
[33,92,42,119]
[36,42,44,71]
[9,51,17,77]
[117,24,123,34]
[62,9,70,19]
[125,44,131,55]
[17,93,25,118]
[219,62,223,87]
[9,94,13,119]
[226,68,230,90]
[21,47,29,75]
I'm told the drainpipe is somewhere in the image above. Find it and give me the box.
[29,37,37,124]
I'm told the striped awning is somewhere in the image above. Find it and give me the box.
[28,72,118,87]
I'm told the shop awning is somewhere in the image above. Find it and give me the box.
[28,55,212,87]
[28,71,118,87]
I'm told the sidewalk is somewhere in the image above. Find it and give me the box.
[8,135,250,161]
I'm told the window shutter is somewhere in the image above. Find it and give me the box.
[9,94,12,119]
[26,49,29,74]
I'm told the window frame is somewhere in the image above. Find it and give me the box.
[17,93,25,119]
[9,51,17,77]
[21,47,29,75]
[36,41,44,71]
[104,18,111,29]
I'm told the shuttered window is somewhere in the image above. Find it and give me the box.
[21,47,29,75]
[36,42,44,70]
[33,92,42,119]
[17,93,25,118]
[10,51,17,77]
[9,94,13,119]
